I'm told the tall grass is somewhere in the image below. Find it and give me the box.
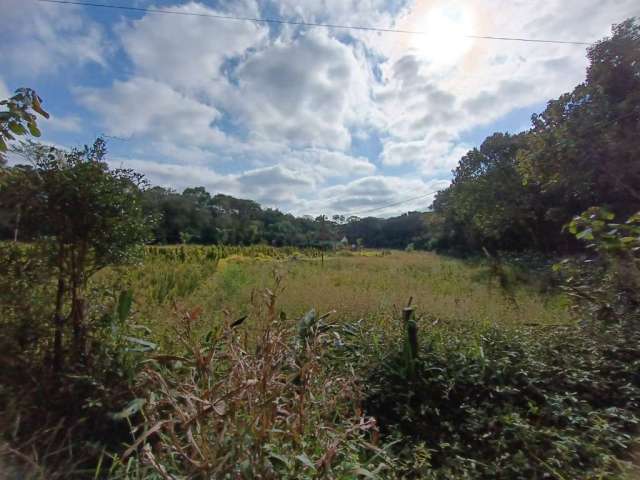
[108,280,390,479]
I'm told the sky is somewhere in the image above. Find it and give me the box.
[1,0,638,217]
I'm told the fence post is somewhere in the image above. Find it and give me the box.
[403,306,418,362]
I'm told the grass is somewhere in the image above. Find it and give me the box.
[5,245,640,478]
[95,249,571,352]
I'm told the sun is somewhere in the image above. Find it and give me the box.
[409,3,475,66]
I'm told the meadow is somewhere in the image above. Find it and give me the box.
[96,248,570,351]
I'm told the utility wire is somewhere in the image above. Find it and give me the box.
[346,189,441,217]
[35,0,593,46]
[345,108,639,217]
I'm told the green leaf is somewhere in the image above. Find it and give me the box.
[352,467,378,478]
[268,452,291,467]
[117,289,134,322]
[296,453,316,470]
[27,123,41,137]
[124,336,157,352]
[110,398,146,420]
[576,228,594,241]
[8,122,27,135]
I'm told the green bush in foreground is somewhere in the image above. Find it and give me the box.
[365,324,640,479]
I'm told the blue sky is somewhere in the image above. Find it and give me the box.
[2,0,638,216]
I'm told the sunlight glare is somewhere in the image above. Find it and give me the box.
[410,3,474,66]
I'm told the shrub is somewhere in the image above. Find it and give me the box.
[365,324,640,479]
[555,208,640,323]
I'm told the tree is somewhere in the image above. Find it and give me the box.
[432,133,548,251]
[518,18,640,217]
[3,139,154,370]
[0,88,49,165]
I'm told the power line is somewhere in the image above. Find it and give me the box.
[35,0,592,46]
[346,189,441,217]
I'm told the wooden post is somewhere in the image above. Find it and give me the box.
[403,306,418,361]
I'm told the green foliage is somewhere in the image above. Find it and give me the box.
[366,325,640,479]
[430,18,640,254]
[0,242,54,362]
[1,138,156,370]
[555,207,640,322]
[0,88,49,164]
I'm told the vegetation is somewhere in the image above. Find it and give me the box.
[430,19,640,253]
[0,17,639,480]
[0,88,49,165]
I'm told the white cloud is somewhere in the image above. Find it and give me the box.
[0,77,10,99]
[43,115,83,133]
[117,1,268,91]
[381,134,470,173]
[78,77,226,146]
[108,158,315,209]
[226,29,376,149]
[312,176,450,217]
[370,0,640,177]
[0,0,107,75]
[40,0,640,214]
[238,164,313,203]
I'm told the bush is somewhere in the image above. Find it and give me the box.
[555,208,640,324]
[365,324,640,479]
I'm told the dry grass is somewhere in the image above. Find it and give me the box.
[108,279,388,479]
[93,249,571,357]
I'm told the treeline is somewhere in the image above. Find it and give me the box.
[427,19,639,253]
[139,186,429,249]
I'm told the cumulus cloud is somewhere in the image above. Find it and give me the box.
[0,77,10,99]
[370,0,639,176]
[381,134,469,173]
[238,164,313,203]
[315,176,451,216]
[117,1,268,91]
[226,29,376,149]
[109,158,315,210]
[0,0,107,75]
[78,78,226,146]
[43,115,83,133]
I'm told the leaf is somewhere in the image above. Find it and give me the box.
[576,228,594,241]
[268,452,291,467]
[110,398,146,420]
[27,123,41,137]
[352,467,377,478]
[8,122,27,135]
[296,453,316,470]
[32,95,50,118]
[124,336,157,352]
[117,289,134,322]
[298,308,317,342]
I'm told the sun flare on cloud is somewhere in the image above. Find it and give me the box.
[402,0,476,67]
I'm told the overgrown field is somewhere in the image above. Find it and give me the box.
[97,248,569,343]
[2,245,639,479]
